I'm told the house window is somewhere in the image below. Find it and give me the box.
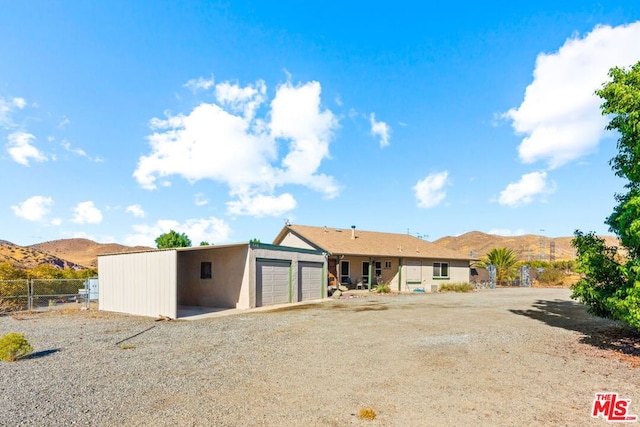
[384,260,392,269]
[200,262,212,279]
[340,260,350,284]
[374,261,382,277]
[433,262,449,278]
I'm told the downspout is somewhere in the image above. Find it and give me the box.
[288,263,293,303]
[322,253,328,299]
[398,259,402,292]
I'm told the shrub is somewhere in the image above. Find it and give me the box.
[374,283,390,293]
[358,407,376,420]
[439,282,474,292]
[537,268,565,286]
[0,332,33,362]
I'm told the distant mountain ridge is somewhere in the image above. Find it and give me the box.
[0,240,83,270]
[433,231,620,261]
[0,238,152,270]
[29,239,153,269]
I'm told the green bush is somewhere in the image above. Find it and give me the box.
[537,268,565,286]
[0,332,33,362]
[374,283,391,293]
[439,282,475,292]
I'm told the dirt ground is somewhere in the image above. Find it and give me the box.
[1,288,639,426]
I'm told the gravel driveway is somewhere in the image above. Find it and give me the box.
[1,288,638,426]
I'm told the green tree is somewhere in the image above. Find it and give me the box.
[199,241,210,246]
[155,230,192,249]
[572,61,640,329]
[0,262,26,280]
[474,247,519,286]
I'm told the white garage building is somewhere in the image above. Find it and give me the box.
[98,242,327,318]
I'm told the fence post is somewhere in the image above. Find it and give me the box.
[27,279,32,311]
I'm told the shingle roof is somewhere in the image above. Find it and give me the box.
[274,224,472,260]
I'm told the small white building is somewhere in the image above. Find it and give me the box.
[98,242,326,318]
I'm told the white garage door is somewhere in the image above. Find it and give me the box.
[256,260,291,307]
[298,262,323,302]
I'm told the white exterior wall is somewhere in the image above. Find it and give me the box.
[398,258,470,292]
[98,250,177,318]
[278,233,317,250]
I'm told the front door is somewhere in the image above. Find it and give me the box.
[362,261,370,285]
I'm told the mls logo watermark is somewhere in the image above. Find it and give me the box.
[592,393,638,422]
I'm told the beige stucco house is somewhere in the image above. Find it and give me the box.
[273,224,473,292]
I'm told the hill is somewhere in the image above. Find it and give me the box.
[29,239,152,269]
[434,231,620,261]
[0,240,82,270]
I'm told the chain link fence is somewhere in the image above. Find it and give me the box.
[0,278,97,314]
[0,279,29,312]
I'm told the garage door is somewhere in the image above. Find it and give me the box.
[298,262,323,302]
[256,260,291,307]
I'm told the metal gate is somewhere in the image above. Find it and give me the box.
[256,260,291,307]
[298,262,323,302]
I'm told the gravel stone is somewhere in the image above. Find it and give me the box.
[0,288,638,426]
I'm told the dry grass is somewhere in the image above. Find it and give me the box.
[358,407,376,420]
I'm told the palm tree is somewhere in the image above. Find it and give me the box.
[474,247,519,286]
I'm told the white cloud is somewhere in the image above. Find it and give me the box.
[124,216,232,247]
[60,140,102,162]
[413,171,449,208]
[12,97,26,109]
[0,96,26,128]
[58,116,70,129]
[487,228,527,236]
[134,78,339,218]
[72,201,103,224]
[215,80,266,121]
[504,22,640,169]
[369,113,391,147]
[11,196,54,222]
[6,131,47,166]
[498,171,556,207]
[126,204,145,218]
[194,193,209,206]
[226,192,297,217]
[184,76,215,93]
[270,81,340,196]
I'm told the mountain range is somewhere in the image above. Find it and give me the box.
[0,239,151,270]
[0,232,620,270]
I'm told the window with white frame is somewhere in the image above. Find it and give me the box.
[374,261,382,277]
[433,262,449,278]
[384,260,392,269]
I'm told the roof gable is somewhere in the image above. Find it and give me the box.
[274,224,472,260]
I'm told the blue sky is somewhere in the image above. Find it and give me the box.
[1,1,640,247]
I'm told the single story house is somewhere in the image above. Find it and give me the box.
[273,224,473,292]
[98,242,326,318]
